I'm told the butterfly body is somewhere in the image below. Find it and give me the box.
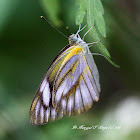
[30,32,100,125]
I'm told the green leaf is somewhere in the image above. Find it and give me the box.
[93,0,104,14]
[40,0,62,26]
[75,0,87,24]
[86,0,110,58]
[93,0,106,37]
[107,58,120,68]
[75,0,119,68]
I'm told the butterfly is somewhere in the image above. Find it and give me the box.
[29,22,101,125]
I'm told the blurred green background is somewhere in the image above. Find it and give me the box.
[0,0,140,140]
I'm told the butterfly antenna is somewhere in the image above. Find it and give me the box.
[40,16,68,38]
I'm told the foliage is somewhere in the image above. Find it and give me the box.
[75,0,119,67]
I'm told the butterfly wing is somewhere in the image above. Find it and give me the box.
[52,46,100,116]
[29,44,75,125]
[30,45,100,125]
[84,49,101,93]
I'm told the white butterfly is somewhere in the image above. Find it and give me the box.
[29,23,101,125]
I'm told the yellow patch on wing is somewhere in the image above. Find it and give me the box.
[49,56,66,82]
[62,46,83,65]
[49,45,83,83]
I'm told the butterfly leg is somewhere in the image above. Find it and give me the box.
[82,25,95,40]
[88,40,101,48]
[76,23,87,34]
[87,52,107,59]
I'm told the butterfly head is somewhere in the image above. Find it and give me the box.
[68,33,83,45]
